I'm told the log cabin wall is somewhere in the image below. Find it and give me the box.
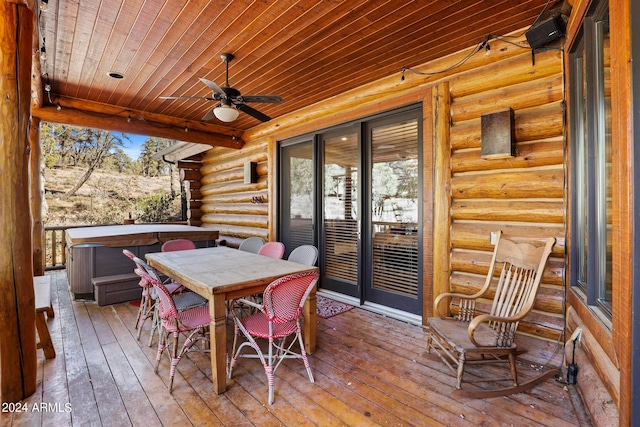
[442,47,567,363]
[199,137,270,246]
[200,33,568,362]
[178,157,204,226]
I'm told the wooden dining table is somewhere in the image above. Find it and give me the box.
[145,246,319,394]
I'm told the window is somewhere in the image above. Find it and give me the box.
[569,0,612,317]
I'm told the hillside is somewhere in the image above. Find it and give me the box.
[44,166,181,226]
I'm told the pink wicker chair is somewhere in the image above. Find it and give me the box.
[124,250,206,347]
[257,241,285,259]
[161,239,196,252]
[123,249,182,342]
[228,271,319,404]
[137,266,211,392]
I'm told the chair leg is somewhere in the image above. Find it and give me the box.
[455,353,466,389]
[134,298,144,330]
[296,331,314,383]
[228,326,240,378]
[168,332,180,392]
[266,363,275,405]
[155,329,167,374]
[426,332,433,353]
[508,352,519,386]
[135,295,151,340]
[267,336,275,405]
[148,302,160,347]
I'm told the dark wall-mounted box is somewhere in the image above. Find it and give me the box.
[525,14,565,49]
[481,108,515,159]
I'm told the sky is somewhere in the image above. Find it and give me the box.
[121,133,148,160]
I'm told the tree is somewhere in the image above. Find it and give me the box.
[138,137,172,177]
[40,123,81,168]
[138,137,176,197]
[64,128,129,197]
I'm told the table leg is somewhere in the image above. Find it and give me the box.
[303,285,317,354]
[209,294,228,394]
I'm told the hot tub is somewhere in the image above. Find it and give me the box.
[65,224,218,301]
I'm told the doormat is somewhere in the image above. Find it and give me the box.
[316,295,354,319]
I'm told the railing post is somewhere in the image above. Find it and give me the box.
[51,229,57,267]
[61,229,66,266]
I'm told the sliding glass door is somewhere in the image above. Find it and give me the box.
[279,107,422,314]
[320,129,361,297]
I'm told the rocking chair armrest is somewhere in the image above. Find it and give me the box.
[467,312,524,347]
[434,292,480,319]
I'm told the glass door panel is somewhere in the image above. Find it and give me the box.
[279,141,314,258]
[321,132,359,297]
[366,118,421,313]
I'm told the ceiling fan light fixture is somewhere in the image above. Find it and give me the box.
[213,104,239,122]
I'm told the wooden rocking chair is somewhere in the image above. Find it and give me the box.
[427,231,556,397]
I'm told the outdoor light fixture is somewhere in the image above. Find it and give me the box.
[40,45,47,61]
[213,103,239,122]
[40,0,48,11]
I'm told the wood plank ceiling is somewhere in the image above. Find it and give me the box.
[36,0,556,137]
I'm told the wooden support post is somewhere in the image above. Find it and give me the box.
[31,118,44,275]
[421,91,434,324]
[432,82,452,317]
[0,1,37,401]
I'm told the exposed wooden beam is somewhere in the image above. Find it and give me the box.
[32,97,245,149]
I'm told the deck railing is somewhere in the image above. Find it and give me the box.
[44,224,100,270]
[45,225,68,270]
[44,222,189,270]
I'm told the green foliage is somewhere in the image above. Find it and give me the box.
[101,147,135,172]
[40,122,131,171]
[138,137,174,177]
[136,192,179,223]
[40,122,182,226]
[40,123,175,176]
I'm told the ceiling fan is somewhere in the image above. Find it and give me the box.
[160,53,283,122]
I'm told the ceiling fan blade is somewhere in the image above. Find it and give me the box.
[240,95,283,104]
[202,109,216,121]
[236,103,271,122]
[160,95,215,101]
[199,78,226,96]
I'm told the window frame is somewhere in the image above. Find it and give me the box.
[569,0,612,319]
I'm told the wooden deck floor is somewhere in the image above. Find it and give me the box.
[4,272,590,426]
